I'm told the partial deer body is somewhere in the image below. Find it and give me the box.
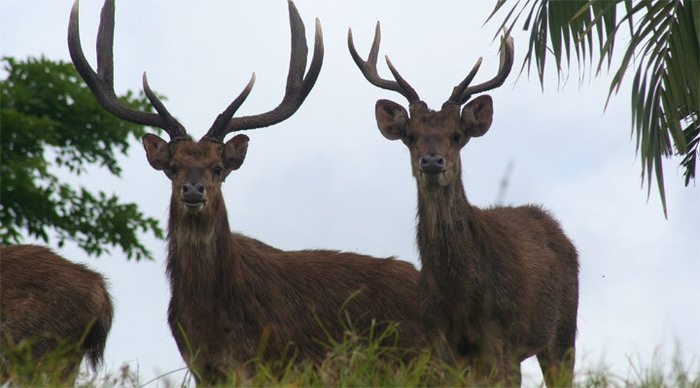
[69,1,423,383]
[349,24,579,386]
[0,245,113,383]
[155,139,422,382]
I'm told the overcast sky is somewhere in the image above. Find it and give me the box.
[2,0,698,385]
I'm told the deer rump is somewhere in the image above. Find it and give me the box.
[0,245,113,382]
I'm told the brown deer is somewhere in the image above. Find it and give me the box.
[349,24,579,386]
[68,0,424,383]
[0,244,113,384]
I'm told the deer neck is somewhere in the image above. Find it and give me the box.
[416,175,487,288]
[165,195,237,297]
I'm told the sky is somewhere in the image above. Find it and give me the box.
[2,0,698,386]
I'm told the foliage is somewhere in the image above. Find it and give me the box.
[1,334,85,385]
[488,0,700,216]
[0,56,163,260]
[86,338,700,387]
[4,323,698,387]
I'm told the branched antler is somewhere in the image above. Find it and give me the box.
[70,0,323,143]
[348,22,419,104]
[447,32,514,105]
[68,0,187,139]
[203,1,324,141]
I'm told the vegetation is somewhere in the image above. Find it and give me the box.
[488,0,699,215]
[1,334,90,385]
[3,325,698,387]
[0,56,163,260]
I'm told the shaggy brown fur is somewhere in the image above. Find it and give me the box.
[0,244,113,383]
[373,98,579,386]
[68,1,423,382]
[142,136,424,384]
[350,27,579,385]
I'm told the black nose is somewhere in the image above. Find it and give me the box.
[182,182,205,203]
[419,154,445,174]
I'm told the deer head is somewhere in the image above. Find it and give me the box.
[348,23,513,188]
[69,0,323,219]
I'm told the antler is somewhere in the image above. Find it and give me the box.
[348,22,420,104]
[68,0,187,140]
[447,32,514,105]
[203,1,324,142]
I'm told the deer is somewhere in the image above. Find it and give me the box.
[348,24,579,386]
[0,244,113,384]
[68,0,424,384]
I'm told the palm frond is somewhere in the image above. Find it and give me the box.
[488,0,700,216]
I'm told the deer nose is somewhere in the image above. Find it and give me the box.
[182,182,205,203]
[419,154,445,174]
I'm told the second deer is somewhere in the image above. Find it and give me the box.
[349,23,579,386]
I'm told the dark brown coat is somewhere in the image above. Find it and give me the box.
[158,139,423,384]
[349,27,579,386]
[67,1,424,383]
[416,176,579,385]
[0,244,113,382]
[376,100,579,386]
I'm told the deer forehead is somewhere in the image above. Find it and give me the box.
[409,110,461,134]
[171,141,223,165]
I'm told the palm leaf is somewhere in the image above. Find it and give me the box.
[488,0,700,216]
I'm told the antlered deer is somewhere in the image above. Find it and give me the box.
[69,0,424,383]
[0,245,113,383]
[349,24,579,386]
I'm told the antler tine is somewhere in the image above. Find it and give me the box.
[447,57,483,104]
[204,1,324,140]
[94,0,114,86]
[348,22,420,104]
[68,0,185,139]
[142,73,187,137]
[385,56,420,104]
[455,32,514,105]
[203,73,256,142]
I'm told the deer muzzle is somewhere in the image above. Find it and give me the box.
[181,182,206,211]
[419,154,445,175]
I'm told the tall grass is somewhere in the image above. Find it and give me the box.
[4,325,699,387]
[1,334,86,385]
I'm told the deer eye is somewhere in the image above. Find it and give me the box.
[452,132,462,144]
[406,133,417,144]
[212,165,224,177]
[169,164,178,175]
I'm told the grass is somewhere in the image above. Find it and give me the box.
[3,327,699,387]
[1,333,87,386]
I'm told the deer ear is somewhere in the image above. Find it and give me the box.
[142,134,170,171]
[461,95,493,138]
[223,134,249,172]
[375,99,408,141]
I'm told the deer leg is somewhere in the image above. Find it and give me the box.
[498,350,522,387]
[504,358,522,387]
[536,340,575,387]
[430,330,457,363]
[419,287,456,363]
[536,350,557,387]
[467,357,492,386]
[469,343,515,386]
[554,321,577,387]
[540,278,578,387]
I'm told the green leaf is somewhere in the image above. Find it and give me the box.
[487,0,699,216]
[0,56,164,260]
